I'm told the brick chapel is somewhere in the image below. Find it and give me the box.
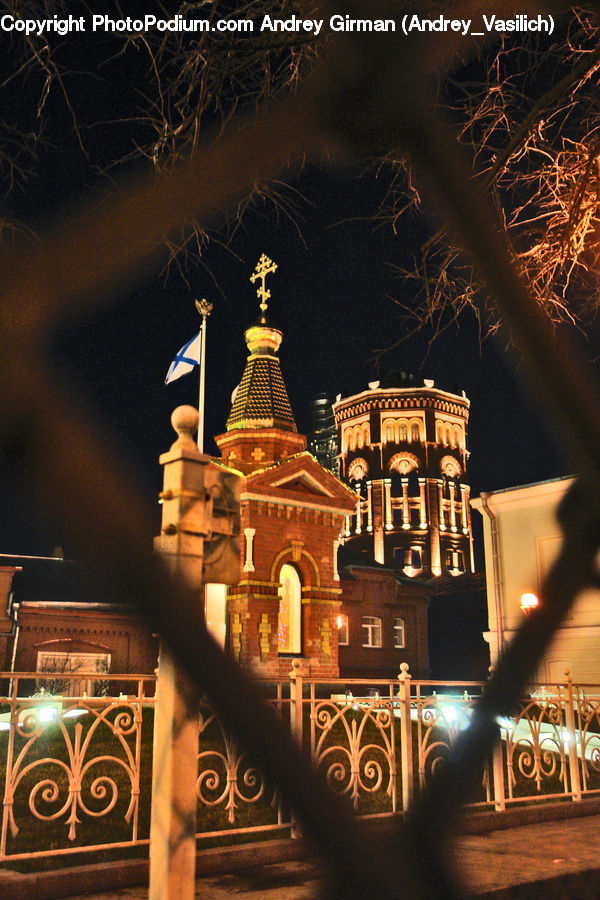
[0,259,431,683]
[213,258,357,677]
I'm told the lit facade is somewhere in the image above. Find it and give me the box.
[333,378,475,576]
[214,269,357,677]
[472,476,600,683]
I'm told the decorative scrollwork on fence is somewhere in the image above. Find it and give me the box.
[3,697,142,849]
[502,696,568,798]
[196,701,278,827]
[311,697,396,812]
[416,696,476,791]
[574,689,600,792]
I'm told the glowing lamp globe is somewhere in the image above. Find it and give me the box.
[520,592,539,614]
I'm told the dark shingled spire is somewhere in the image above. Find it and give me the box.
[226,323,297,432]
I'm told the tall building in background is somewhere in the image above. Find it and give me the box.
[333,373,474,577]
[308,394,340,476]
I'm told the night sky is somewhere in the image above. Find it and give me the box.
[0,10,581,559]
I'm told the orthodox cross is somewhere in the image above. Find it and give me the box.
[250,253,277,323]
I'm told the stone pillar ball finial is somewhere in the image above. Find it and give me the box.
[171,405,199,449]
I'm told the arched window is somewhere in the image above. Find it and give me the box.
[445,425,453,447]
[385,423,394,443]
[436,422,443,444]
[337,613,349,646]
[399,422,407,442]
[454,425,462,448]
[411,422,420,443]
[278,564,302,653]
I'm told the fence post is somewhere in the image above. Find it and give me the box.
[289,659,304,839]
[564,669,582,802]
[150,406,240,900]
[398,662,413,812]
[487,665,506,811]
[492,733,506,812]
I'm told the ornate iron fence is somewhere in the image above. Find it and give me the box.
[0,673,155,862]
[3,667,600,867]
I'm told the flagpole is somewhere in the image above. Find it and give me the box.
[195,299,213,452]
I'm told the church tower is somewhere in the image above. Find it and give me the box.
[214,256,356,676]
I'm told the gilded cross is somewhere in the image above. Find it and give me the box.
[250,253,278,323]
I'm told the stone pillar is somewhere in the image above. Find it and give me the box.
[460,484,469,534]
[366,481,373,532]
[150,647,199,900]
[355,495,362,534]
[438,479,445,530]
[428,479,441,576]
[418,478,427,529]
[243,528,256,572]
[151,406,205,900]
[384,478,392,530]
[150,406,240,900]
[401,477,409,529]
[449,480,457,532]
[0,566,19,670]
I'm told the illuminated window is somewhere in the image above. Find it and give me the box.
[278,563,302,653]
[386,423,394,442]
[411,422,420,442]
[393,617,405,649]
[36,651,110,697]
[337,613,349,646]
[205,583,227,648]
[362,616,382,648]
[399,423,407,441]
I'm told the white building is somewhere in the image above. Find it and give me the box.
[472,476,600,683]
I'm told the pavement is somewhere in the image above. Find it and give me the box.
[6,809,600,899]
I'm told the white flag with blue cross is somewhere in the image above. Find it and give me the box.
[165,332,202,384]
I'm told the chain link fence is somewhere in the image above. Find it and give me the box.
[1,2,599,896]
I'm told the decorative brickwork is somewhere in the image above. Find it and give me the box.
[258,612,271,660]
[216,305,355,677]
[231,612,242,662]
[320,617,332,657]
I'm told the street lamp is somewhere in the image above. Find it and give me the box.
[520,592,539,615]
